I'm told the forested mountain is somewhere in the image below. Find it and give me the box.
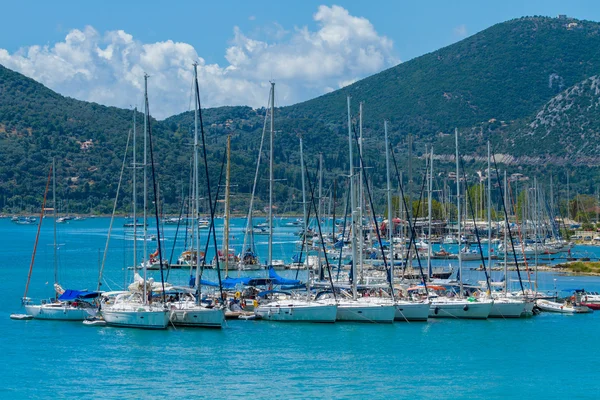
[1,15,600,214]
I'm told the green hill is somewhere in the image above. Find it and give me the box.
[2,15,600,213]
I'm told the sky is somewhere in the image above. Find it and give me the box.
[1,0,599,119]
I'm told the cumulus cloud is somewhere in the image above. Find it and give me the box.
[0,5,398,119]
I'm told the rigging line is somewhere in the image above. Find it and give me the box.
[146,92,167,303]
[506,179,533,285]
[166,188,188,281]
[305,163,337,300]
[242,89,271,268]
[97,129,131,292]
[491,152,525,295]
[409,156,429,277]
[197,148,227,298]
[294,165,316,281]
[336,179,351,281]
[351,124,394,300]
[23,164,53,301]
[389,145,428,291]
[459,156,491,293]
[195,71,224,298]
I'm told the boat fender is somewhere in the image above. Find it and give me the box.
[253,300,258,308]
[235,291,241,299]
[463,305,469,311]
[434,307,440,315]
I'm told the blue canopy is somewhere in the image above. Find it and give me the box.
[222,276,252,289]
[258,290,292,298]
[268,267,301,285]
[58,290,100,301]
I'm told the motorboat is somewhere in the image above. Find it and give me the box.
[254,291,337,322]
[535,299,592,314]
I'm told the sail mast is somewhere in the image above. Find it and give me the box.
[347,96,357,300]
[133,108,137,274]
[224,134,231,276]
[358,102,364,283]
[299,134,309,291]
[487,141,492,278]
[143,73,148,305]
[268,82,274,267]
[455,128,463,296]
[385,121,394,281]
[193,63,201,301]
[52,158,57,286]
[427,147,433,279]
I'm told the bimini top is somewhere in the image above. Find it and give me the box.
[58,290,101,301]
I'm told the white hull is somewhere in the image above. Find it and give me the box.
[335,301,395,323]
[102,308,170,329]
[170,307,225,328]
[488,298,527,318]
[429,299,493,319]
[25,304,94,321]
[255,301,337,322]
[535,299,592,314]
[394,301,430,322]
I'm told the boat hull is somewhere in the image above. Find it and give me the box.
[335,302,395,323]
[489,299,527,318]
[170,308,225,328]
[102,308,170,329]
[394,302,430,322]
[255,302,337,322]
[25,304,93,321]
[535,300,592,314]
[429,300,493,319]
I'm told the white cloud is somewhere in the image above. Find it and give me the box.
[454,24,467,38]
[0,5,399,119]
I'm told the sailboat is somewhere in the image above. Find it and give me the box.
[253,82,337,323]
[428,129,493,319]
[168,63,225,328]
[20,159,100,321]
[100,76,169,329]
[321,98,396,323]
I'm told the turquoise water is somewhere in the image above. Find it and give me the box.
[2,218,600,399]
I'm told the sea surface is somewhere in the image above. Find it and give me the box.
[1,217,600,399]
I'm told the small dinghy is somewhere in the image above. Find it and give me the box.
[10,314,34,320]
[238,314,258,320]
[535,299,592,314]
[83,317,107,326]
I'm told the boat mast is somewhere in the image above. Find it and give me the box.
[318,152,323,278]
[23,166,52,301]
[455,128,463,296]
[534,176,538,290]
[347,96,357,300]
[299,134,309,292]
[504,170,508,294]
[385,121,394,281]
[358,102,364,283]
[193,63,201,301]
[52,157,57,286]
[487,141,492,278]
[427,147,433,279]
[133,108,137,274]
[268,82,274,267]
[143,73,149,305]
[224,134,231,276]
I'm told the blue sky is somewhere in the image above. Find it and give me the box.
[1,0,598,118]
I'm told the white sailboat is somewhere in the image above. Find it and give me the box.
[100,75,169,329]
[21,160,100,321]
[169,63,225,328]
[428,129,492,319]
[329,98,396,323]
[254,82,337,323]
